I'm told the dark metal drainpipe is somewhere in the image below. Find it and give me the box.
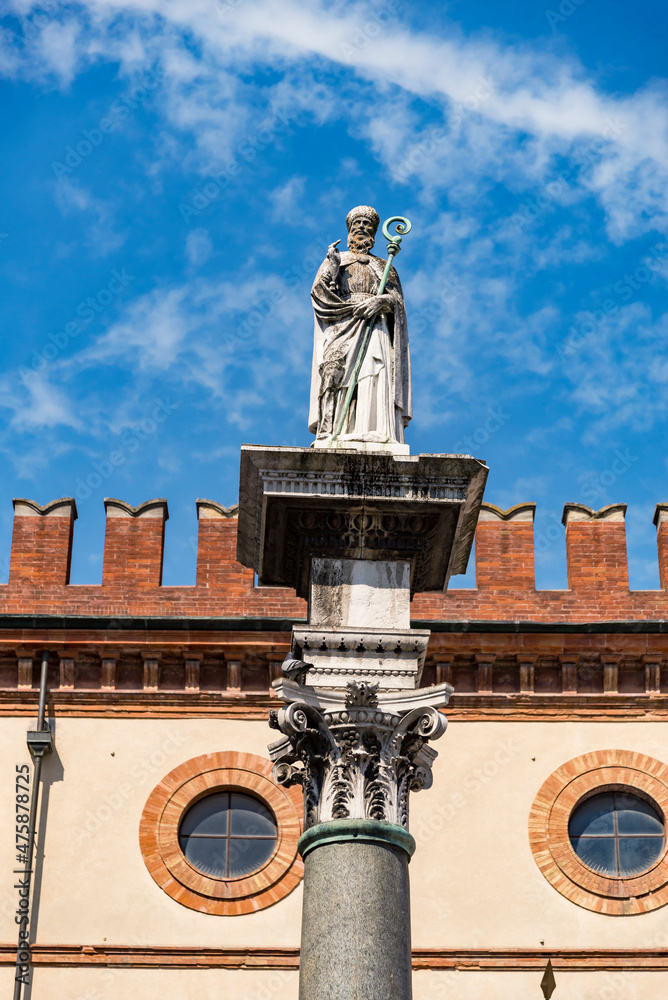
[13,651,53,1000]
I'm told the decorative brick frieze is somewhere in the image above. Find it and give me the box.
[560,656,578,695]
[184,658,199,692]
[434,660,453,687]
[0,645,666,698]
[226,660,242,691]
[1,637,666,720]
[601,656,619,694]
[100,657,116,689]
[475,653,494,693]
[59,657,75,690]
[141,654,160,691]
[643,654,662,694]
[517,655,536,693]
[619,657,646,693]
[269,659,284,684]
[17,656,33,690]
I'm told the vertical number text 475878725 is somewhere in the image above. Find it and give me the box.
[14,765,32,986]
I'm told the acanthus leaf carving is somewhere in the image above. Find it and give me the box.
[269,695,447,831]
[345,680,379,707]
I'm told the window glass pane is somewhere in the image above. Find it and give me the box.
[228,837,276,877]
[618,837,664,876]
[568,793,615,837]
[179,835,227,877]
[179,791,278,879]
[570,836,617,874]
[615,793,664,835]
[229,793,277,836]
[570,790,665,877]
[180,793,229,836]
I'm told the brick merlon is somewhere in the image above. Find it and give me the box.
[9,496,77,586]
[102,498,168,588]
[104,498,169,520]
[654,504,668,590]
[196,499,239,520]
[478,502,536,522]
[475,501,536,590]
[562,503,628,590]
[195,499,250,589]
[561,502,627,525]
[13,497,78,519]
[653,504,668,527]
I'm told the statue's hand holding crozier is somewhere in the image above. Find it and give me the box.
[352,293,394,320]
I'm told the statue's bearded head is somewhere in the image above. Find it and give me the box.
[346,205,379,254]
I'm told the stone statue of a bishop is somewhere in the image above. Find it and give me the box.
[309,205,412,452]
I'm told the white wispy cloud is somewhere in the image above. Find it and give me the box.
[2,0,668,451]
[54,177,126,256]
[185,227,213,267]
[270,175,306,223]
[2,0,666,243]
[0,371,82,431]
[21,265,314,433]
[564,304,668,436]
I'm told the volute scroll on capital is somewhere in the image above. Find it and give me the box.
[268,681,448,832]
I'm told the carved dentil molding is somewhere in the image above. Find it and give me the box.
[293,627,431,691]
[268,681,447,831]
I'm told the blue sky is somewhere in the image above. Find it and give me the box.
[1,0,667,591]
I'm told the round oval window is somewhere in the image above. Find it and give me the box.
[179,792,278,879]
[569,790,665,877]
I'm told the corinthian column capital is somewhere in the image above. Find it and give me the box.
[269,680,448,832]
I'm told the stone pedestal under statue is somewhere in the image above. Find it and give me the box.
[237,445,487,1000]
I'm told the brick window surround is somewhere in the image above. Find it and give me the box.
[529,750,668,915]
[139,751,303,915]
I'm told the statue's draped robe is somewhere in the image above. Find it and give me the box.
[309,251,412,443]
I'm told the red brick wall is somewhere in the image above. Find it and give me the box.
[474,503,535,592]
[102,499,167,588]
[195,501,254,591]
[562,503,629,591]
[655,505,668,590]
[9,498,76,587]
[2,497,668,623]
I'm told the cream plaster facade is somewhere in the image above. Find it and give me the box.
[3,715,668,996]
[0,967,665,1000]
